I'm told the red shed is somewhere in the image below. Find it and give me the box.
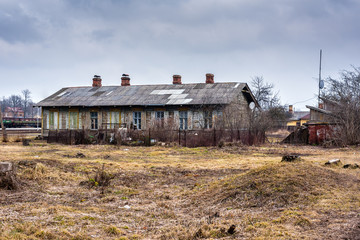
[307,123,336,145]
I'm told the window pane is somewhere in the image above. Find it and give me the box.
[133,112,141,129]
[179,111,188,130]
[156,111,164,119]
[91,112,98,130]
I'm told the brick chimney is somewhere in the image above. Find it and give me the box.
[92,75,102,87]
[121,74,130,86]
[289,105,293,114]
[206,73,214,84]
[173,75,182,84]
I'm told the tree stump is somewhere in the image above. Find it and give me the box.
[0,162,20,190]
[22,139,30,146]
[281,155,301,162]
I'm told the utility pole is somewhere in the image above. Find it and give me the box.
[0,104,7,142]
[318,49,322,106]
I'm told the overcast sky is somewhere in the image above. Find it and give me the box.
[1,0,359,110]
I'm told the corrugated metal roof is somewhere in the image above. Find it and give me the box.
[37,82,249,107]
[306,105,332,115]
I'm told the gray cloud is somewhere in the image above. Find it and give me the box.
[1,0,360,109]
[0,5,42,43]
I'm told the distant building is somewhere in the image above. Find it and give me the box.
[36,74,259,137]
[4,107,24,118]
[286,105,310,131]
[306,98,335,124]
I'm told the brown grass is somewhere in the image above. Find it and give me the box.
[0,140,359,239]
[204,162,358,208]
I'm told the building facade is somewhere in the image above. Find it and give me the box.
[4,107,24,118]
[37,74,258,137]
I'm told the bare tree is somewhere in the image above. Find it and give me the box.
[251,76,280,109]
[250,76,287,130]
[0,103,7,142]
[29,100,36,118]
[1,97,9,112]
[8,95,22,117]
[322,67,360,145]
[22,89,31,118]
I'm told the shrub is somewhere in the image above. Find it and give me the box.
[81,164,116,194]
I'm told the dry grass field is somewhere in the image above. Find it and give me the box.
[0,138,359,239]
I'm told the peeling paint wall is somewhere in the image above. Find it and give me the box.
[308,124,335,145]
[41,103,251,135]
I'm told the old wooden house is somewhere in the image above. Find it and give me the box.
[36,74,258,137]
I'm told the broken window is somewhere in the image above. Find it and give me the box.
[91,112,98,130]
[179,111,188,130]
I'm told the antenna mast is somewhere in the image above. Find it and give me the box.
[318,49,322,106]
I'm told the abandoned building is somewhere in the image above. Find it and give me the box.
[306,100,334,124]
[36,74,259,138]
[284,99,337,145]
[304,99,336,145]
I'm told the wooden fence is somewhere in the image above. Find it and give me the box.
[47,128,265,146]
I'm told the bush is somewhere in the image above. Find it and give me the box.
[81,164,116,194]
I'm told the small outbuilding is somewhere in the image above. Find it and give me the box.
[305,100,336,145]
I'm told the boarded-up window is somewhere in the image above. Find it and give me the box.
[49,111,58,130]
[69,111,78,129]
[193,111,200,129]
[60,111,67,129]
[42,110,48,129]
[155,111,164,127]
[204,111,212,129]
[110,111,120,129]
[49,112,54,129]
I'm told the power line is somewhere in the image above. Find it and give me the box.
[291,96,317,105]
